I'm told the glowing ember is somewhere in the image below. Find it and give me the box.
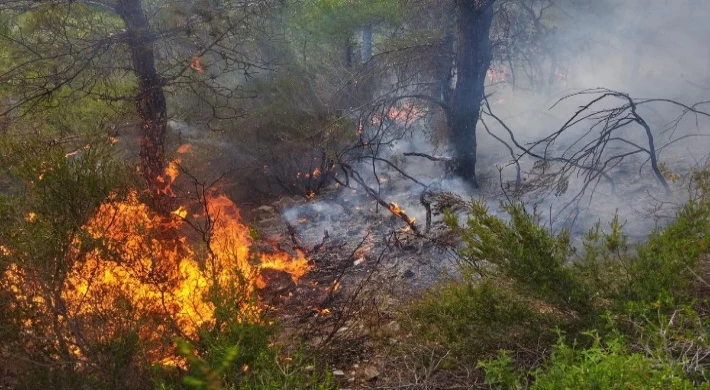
[389,202,403,215]
[486,68,507,83]
[372,103,422,125]
[176,143,192,154]
[190,56,204,73]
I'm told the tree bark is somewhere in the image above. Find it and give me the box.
[116,0,168,195]
[361,24,372,63]
[448,0,494,186]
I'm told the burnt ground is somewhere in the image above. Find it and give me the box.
[250,185,463,388]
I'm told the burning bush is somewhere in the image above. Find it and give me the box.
[267,142,335,200]
[0,137,320,388]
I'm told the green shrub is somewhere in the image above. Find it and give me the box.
[480,334,706,389]
[406,279,559,359]
[445,202,591,313]
[404,184,710,384]
[175,331,335,390]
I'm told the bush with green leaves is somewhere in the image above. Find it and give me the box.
[0,136,333,389]
[402,172,710,386]
[171,335,335,390]
[406,278,560,360]
[0,136,138,389]
[445,202,592,313]
[480,333,706,389]
[155,319,334,390]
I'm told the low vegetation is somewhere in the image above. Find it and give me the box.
[398,171,710,388]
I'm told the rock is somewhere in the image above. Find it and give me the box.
[403,269,415,278]
[257,205,274,213]
[348,377,355,383]
[363,365,379,381]
[253,205,276,220]
[272,196,303,211]
[332,369,345,376]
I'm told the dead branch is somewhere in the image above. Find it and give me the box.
[339,163,419,233]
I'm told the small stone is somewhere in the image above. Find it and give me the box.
[333,369,345,376]
[403,269,415,278]
[348,377,355,383]
[257,205,274,213]
[363,365,379,381]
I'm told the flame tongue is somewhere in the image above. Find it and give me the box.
[3,156,311,363]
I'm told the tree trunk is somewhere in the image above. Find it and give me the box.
[116,0,167,195]
[449,0,494,186]
[343,34,354,68]
[361,24,372,63]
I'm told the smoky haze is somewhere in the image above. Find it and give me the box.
[466,0,710,240]
[170,0,710,245]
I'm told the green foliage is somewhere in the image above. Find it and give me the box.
[175,329,335,390]
[0,136,133,278]
[0,5,134,137]
[625,202,710,304]
[407,279,558,359]
[480,334,706,389]
[0,136,139,389]
[574,200,710,312]
[445,202,591,312]
[405,182,710,386]
[289,0,400,40]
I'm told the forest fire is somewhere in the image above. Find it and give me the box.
[1,152,311,364]
[389,202,416,225]
[372,103,422,125]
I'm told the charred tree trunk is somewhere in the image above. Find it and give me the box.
[116,0,167,195]
[344,35,354,68]
[438,28,454,104]
[448,0,494,186]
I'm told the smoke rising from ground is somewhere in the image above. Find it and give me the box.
[471,0,710,240]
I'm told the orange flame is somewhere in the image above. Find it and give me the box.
[2,159,310,363]
[190,56,204,73]
[389,202,403,215]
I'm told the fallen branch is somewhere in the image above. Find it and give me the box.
[340,163,419,233]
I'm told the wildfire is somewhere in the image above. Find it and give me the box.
[486,68,507,83]
[389,202,403,215]
[388,202,416,225]
[2,152,311,364]
[372,103,422,125]
[190,56,204,73]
